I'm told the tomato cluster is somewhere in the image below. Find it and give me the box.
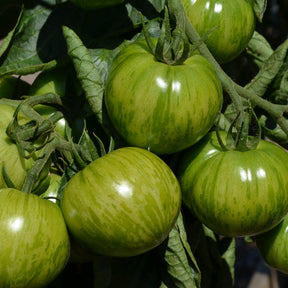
[0,0,288,286]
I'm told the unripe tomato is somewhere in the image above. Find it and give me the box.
[0,188,70,287]
[61,147,181,257]
[256,213,288,274]
[177,131,288,237]
[182,0,256,63]
[105,39,222,155]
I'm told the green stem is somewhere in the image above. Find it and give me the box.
[21,132,87,193]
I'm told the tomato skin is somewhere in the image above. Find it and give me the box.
[0,188,70,287]
[61,147,181,257]
[29,69,67,98]
[69,0,125,9]
[177,131,288,237]
[256,214,288,274]
[181,0,255,63]
[105,40,222,155]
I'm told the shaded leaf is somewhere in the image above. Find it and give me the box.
[0,7,23,58]
[252,0,267,22]
[0,4,64,76]
[161,213,200,288]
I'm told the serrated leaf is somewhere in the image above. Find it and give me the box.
[253,0,267,22]
[62,25,104,124]
[245,38,288,97]
[161,213,200,288]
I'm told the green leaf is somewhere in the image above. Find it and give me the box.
[245,38,288,97]
[252,0,267,22]
[0,7,23,58]
[246,31,273,68]
[148,0,165,12]
[194,226,235,288]
[62,25,104,124]
[259,114,288,149]
[0,4,65,76]
[161,213,201,288]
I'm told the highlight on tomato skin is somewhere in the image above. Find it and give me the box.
[61,146,182,258]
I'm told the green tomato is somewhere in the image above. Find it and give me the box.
[177,131,288,237]
[29,69,67,97]
[61,147,181,257]
[181,0,255,63]
[256,213,288,274]
[0,104,34,189]
[69,0,125,9]
[105,39,223,155]
[0,188,70,287]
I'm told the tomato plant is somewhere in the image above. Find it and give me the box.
[105,39,223,155]
[177,130,288,237]
[61,147,181,257]
[0,188,70,287]
[181,0,256,63]
[1,0,288,286]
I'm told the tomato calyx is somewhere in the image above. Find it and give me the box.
[4,94,112,193]
[217,105,262,152]
[143,5,190,65]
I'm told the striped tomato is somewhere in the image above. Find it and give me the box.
[61,147,181,257]
[182,0,255,63]
[177,131,288,237]
[105,39,222,155]
[0,188,70,287]
[256,213,288,274]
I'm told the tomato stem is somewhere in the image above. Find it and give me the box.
[144,3,191,65]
